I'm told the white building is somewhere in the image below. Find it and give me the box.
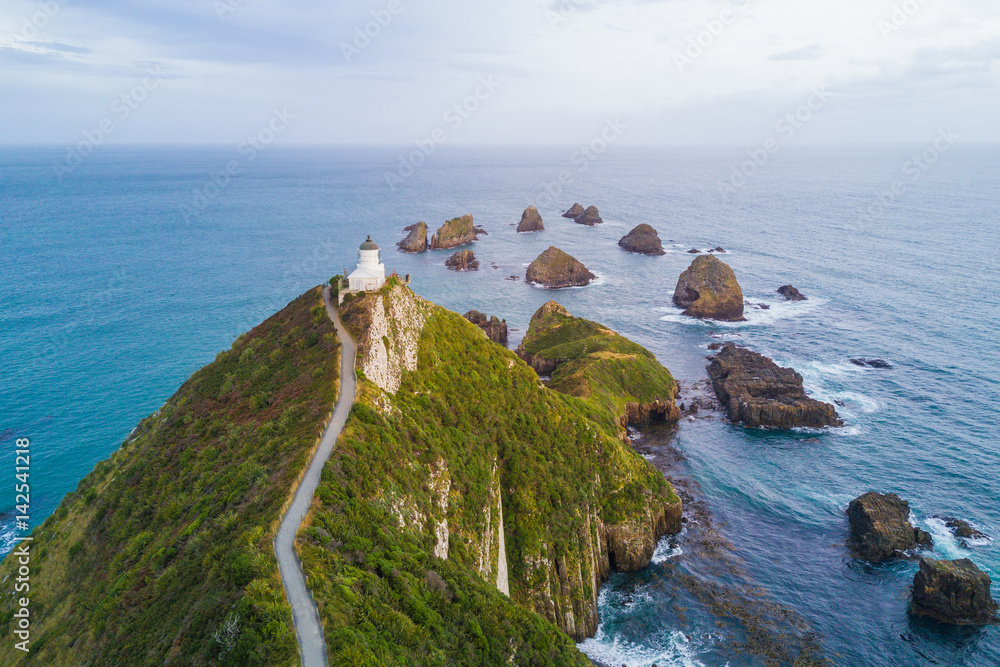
[347,235,386,291]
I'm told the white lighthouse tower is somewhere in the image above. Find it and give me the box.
[347,235,386,292]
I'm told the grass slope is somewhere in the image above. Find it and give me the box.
[0,287,339,666]
[516,301,678,428]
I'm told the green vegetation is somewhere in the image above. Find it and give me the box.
[516,301,677,427]
[329,275,342,299]
[429,214,476,249]
[298,285,678,665]
[0,288,340,667]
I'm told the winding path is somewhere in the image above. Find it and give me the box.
[274,287,356,667]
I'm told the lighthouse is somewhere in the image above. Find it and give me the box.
[347,235,386,292]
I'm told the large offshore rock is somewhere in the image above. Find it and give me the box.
[525,246,596,288]
[618,224,665,255]
[708,344,842,429]
[517,206,544,233]
[846,491,933,562]
[911,558,1000,625]
[673,255,745,321]
[397,222,428,253]
[562,203,585,219]
[430,214,479,249]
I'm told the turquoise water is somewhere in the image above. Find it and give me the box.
[1,145,998,664]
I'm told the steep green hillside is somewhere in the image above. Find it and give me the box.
[516,300,680,426]
[0,287,339,666]
[297,281,681,665]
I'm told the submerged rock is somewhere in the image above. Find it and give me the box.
[464,310,508,346]
[708,344,842,429]
[846,491,933,562]
[687,248,701,254]
[911,558,1000,625]
[618,224,665,255]
[430,214,478,250]
[562,203,585,219]
[850,358,893,369]
[673,254,745,321]
[397,222,428,253]
[574,205,603,226]
[777,284,807,301]
[445,249,479,271]
[517,206,544,233]
[525,246,596,288]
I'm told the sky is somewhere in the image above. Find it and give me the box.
[1,0,999,146]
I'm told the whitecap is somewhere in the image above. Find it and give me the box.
[657,298,822,328]
[578,629,709,667]
[642,453,656,460]
[922,517,971,560]
[651,535,683,564]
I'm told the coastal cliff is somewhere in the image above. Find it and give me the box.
[301,281,681,661]
[0,281,681,666]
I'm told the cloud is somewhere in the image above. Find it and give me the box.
[769,43,823,61]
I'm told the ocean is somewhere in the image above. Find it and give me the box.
[1,144,997,665]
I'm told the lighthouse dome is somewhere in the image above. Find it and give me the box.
[359,236,380,251]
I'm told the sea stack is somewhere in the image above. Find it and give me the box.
[673,254,745,321]
[430,215,480,250]
[911,558,999,625]
[846,491,933,562]
[618,224,665,255]
[708,344,843,429]
[445,249,479,271]
[397,222,428,253]
[525,246,596,288]
[517,206,544,233]
[562,203,585,219]
[574,206,603,226]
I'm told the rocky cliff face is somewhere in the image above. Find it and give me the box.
[846,491,932,562]
[517,206,544,232]
[341,279,429,397]
[464,309,508,345]
[429,214,481,249]
[707,343,842,429]
[673,254,745,321]
[618,223,665,255]
[302,288,682,658]
[525,246,596,288]
[398,222,428,252]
